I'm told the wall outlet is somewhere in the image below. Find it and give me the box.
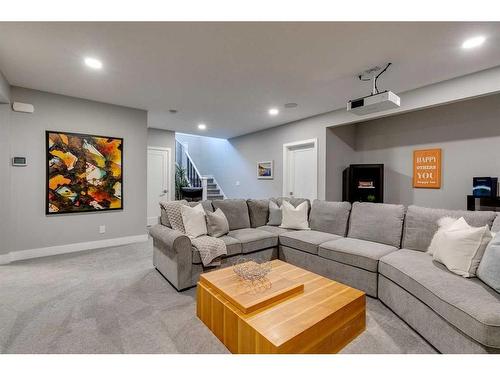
[235,181,240,186]
[99,225,106,234]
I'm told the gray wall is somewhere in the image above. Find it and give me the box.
[147,127,176,200]
[327,93,500,209]
[325,125,358,201]
[3,87,147,255]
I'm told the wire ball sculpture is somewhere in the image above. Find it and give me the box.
[232,258,272,283]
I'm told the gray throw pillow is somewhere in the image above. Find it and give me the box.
[267,200,282,226]
[206,208,230,238]
[477,232,500,293]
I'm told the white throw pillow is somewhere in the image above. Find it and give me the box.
[181,204,207,239]
[427,217,468,256]
[432,218,492,278]
[280,201,310,230]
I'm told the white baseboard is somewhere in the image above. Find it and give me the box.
[0,234,149,265]
[0,253,10,265]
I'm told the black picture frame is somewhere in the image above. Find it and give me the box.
[46,130,124,215]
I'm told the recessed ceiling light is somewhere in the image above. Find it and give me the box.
[269,108,279,116]
[284,103,298,109]
[462,36,486,49]
[198,123,207,130]
[169,109,178,114]
[84,57,103,70]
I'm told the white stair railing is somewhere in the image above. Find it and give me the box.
[175,140,207,199]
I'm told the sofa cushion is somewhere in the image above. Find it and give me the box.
[257,225,293,235]
[309,200,351,236]
[348,202,405,248]
[491,214,500,233]
[319,237,397,272]
[279,230,341,255]
[187,200,213,212]
[212,199,251,230]
[228,228,278,253]
[379,249,500,348]
[247,199,269,228]
[402,205,497,252]
[192,235,242,264]
[478,232,500,293]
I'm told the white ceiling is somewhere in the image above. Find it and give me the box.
[0,22,499,138]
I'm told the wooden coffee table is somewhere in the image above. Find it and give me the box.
[196,259,365,354]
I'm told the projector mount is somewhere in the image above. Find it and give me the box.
[358,62,392,96]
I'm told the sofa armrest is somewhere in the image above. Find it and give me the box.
[150,224,193,290]
[149,224,191,255]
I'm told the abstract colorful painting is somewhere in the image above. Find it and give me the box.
[46,131,123,214]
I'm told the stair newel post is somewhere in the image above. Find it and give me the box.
[201,177,208,201]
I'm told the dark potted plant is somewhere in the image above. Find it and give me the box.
[175,165,189,200]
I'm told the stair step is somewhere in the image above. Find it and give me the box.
[206,178,214,184]
[207,183,217,189]
[207,189,220,194]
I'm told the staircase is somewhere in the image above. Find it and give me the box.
[175,140,226,201]
[206,177,224,200]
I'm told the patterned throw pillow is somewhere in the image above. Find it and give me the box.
[162,200,188,232]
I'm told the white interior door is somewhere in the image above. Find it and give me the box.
[147,147,171,226]
[283,139,318,200]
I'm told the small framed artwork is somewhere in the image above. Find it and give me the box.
[413,148,441,189]
[257,161,273,179]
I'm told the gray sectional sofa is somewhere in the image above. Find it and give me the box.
[150,197,500,354]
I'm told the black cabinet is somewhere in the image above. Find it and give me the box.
[342,164,384,203]
[467,195,500,211]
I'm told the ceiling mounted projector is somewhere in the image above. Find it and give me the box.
[347,63,400,116]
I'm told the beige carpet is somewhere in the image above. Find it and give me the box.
[0,239,436,354]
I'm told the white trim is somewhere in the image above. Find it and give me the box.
[0,253,10,265]
[201,177,208,200]
[0,234,148,265]
[282,138,318,200]
[147,216,160,226]
[147,146,172,226]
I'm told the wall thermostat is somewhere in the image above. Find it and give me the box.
[12,157,27,167]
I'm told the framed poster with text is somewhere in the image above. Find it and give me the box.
[413,148,441,189]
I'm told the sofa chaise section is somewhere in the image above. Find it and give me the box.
[378,205,499,353]
[379,249,500,353]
